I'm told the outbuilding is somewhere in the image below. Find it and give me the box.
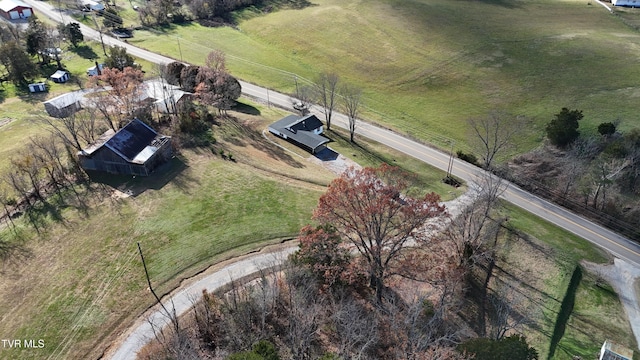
[78,119,173,176]
[612,0,640,6]
[87,63,105,76]
[28,82,46,93]
[0,0,32,20]
[599,340,634,360]
[43,92,83,118]
[50,70,70,84]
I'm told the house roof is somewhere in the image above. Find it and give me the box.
[270,114,323,133]
[269,114,329,152]
[139,79,189,102]
[0,0,31,11]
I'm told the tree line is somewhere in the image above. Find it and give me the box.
[461,106,640,240]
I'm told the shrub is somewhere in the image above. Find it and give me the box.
[598,122,616,136]
[546,108,583,148]
[456,150,478,165]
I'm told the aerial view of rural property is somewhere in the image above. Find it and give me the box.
[2,0,640,358]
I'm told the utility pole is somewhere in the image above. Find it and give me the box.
[266,88,270,108]
[176,37,183,62]
[137,242,180,335]
[92,14,107,56]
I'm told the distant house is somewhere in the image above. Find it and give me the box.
[599,340,634,360]
[268,114,329,154]
[139,80,191,114]
[0,0,32,20]
[50,70,70,84]
[28,82,46,93]
[43,92,83,118]
[78,119,172,176]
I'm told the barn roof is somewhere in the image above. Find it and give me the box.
[43,91,83,109]
[0,0,31,11]
[104,119,159,163]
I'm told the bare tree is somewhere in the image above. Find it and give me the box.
[30,135,66,195]
[11,152,46,203]
[284,278,322,360]
[586,156,626,210]
[468,111,525,169]
[40,113,87,151]
[446,173,507,269]
[341,84,362,142]
[292,84,314,116]
[315,72,339,130]
[331,295,378,359]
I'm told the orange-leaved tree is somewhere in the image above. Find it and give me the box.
[88,67,144,131]
[313,164,446,302]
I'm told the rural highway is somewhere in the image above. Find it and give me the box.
[24,0,640,267]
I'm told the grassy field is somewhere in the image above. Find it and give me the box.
[113,0,640,157]
[498,203,637,359]
[0,93,468,358]
[1,0,638,357]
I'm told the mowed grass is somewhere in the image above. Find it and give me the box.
[122,0,640,155]
[0,112,328,359]
[0,96,467,359]
[499,203,636,358]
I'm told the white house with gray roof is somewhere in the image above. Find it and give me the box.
[268,114,329,154]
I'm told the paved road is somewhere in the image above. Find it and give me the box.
[26,0,640,266]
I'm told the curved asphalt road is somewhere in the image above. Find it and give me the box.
[24,2,640,358]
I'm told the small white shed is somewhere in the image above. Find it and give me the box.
[28,82,46,93]
[50,70,70,83]
[87,63,105,76]
[612,0,640,6]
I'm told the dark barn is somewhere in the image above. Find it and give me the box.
[78,119,172,176]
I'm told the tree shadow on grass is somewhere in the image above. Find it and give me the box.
[0,237,32,274]
[86,155,195,196]
[221,116,306,169]
[70,44,98,60]
[453,0,521,9]
[233,100,261,116]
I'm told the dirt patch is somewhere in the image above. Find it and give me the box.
[0,118,13,128]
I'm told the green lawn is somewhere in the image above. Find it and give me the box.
[499,202,636,359]
[114,0,640,157]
